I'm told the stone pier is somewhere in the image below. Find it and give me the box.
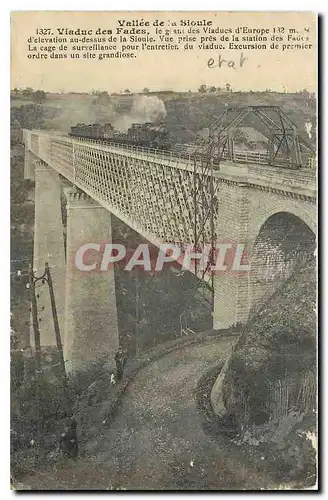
[33,161,66,347]
[213,181,251,329]
[64,188,119,369]
[24,149,35,181]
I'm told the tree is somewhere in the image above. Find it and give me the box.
[198,84,207,93]
[124,88,131,94]
[142,87,150,94]
[209,86,216,93]
[22,87,33,96]
[33,90,46,104]
[10,321,19,351]
[216,87,221,93]
[225,82,231,92]
[97,91,110,101]
[91,89,109,96]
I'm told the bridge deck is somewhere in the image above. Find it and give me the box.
[25,130,316,199]
[24,129,316,285]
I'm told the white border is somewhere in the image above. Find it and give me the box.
[3,2,324,498]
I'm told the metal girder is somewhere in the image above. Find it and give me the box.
[190,105,315,300]
[194,105,313,168]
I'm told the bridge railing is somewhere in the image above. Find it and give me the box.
[27,131,76,181]
[25,130,317,172]
[73,138,271,167]
[76,137,194,165]
[90,139,315,169]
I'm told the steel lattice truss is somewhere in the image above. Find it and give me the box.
[27,132,220,251]
[193,105,314,168]
[25,119,315,294]
[189,105,315,287]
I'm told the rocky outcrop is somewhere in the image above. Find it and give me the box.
[211,258,316,422]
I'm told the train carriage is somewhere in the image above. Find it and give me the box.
[69,121,172,150]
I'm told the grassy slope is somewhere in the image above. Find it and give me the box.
[223,257,316,422]
[164,92,316,143]
[220,259,317,486]
[11,91,316,145]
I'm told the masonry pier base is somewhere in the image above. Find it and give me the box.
[32,161,66,347]
[64,188,119,371]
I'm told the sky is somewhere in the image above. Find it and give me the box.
[11,11,317,94]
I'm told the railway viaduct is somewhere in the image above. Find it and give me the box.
[23,129,317,369]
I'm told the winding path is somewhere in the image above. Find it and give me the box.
[23,336,275,490]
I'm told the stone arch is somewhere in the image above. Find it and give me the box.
[249,210,316,316]
[249,199,316,247]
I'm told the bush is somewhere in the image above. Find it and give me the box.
[12,376,68,444]
[11,358,115,479]
[67,358,112,400]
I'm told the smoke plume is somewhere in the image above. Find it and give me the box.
[131,95,166,124]
[48,94,167,133]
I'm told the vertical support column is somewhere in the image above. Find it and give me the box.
[64,188,119,370]
[227,131,234,160]
[33,161,66,346]
[213,181,251,329]
[24,148,35,180]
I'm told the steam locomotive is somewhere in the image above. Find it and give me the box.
[69,121,172,150]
